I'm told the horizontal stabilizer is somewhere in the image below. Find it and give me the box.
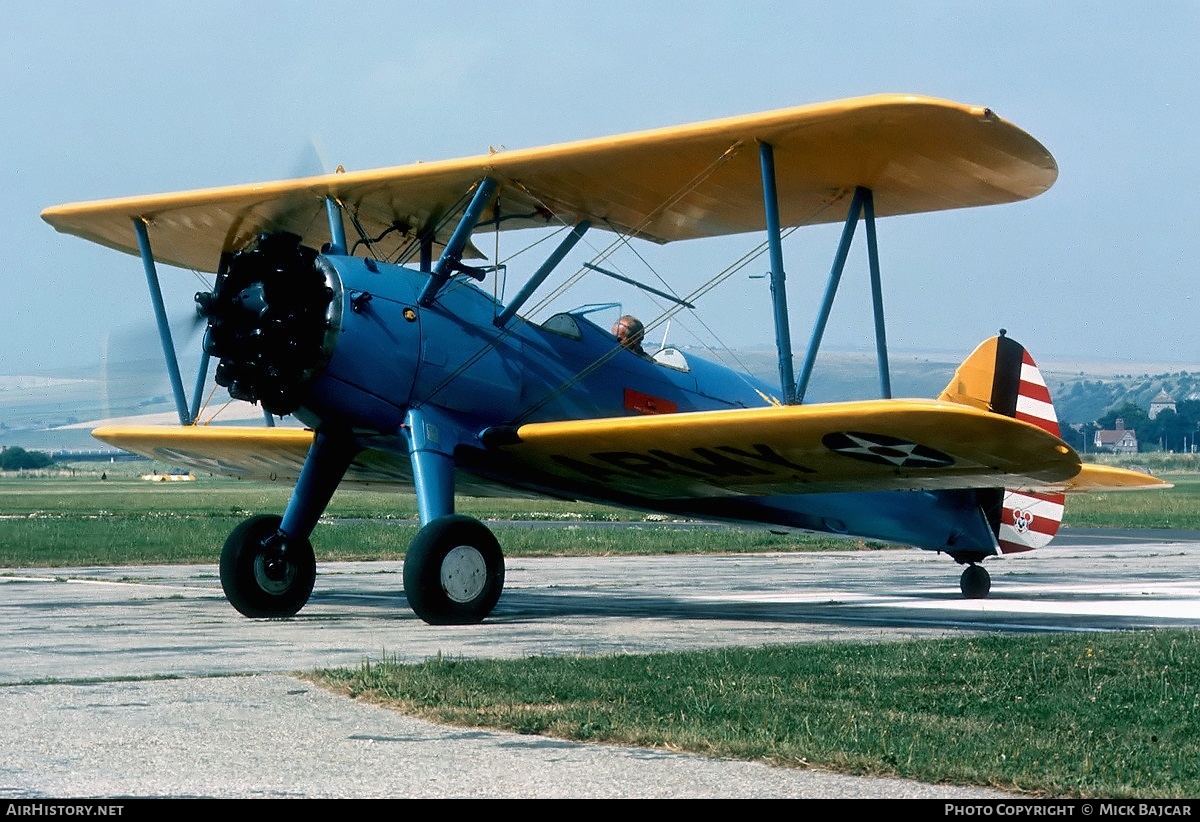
[1065,463,1171,491]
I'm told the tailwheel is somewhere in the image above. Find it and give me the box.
[404,515,505,625]
[219,514,316,618]
[960,563,991,599]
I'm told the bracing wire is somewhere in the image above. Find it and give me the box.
[514,141,745,322]
[417,143,748,409]
[510,192,840,424]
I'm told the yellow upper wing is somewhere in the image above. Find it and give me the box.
[43,94,1056,272]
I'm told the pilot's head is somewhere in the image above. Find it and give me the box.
[612,315,645,351]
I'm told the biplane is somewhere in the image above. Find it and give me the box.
[42,94,1166,624]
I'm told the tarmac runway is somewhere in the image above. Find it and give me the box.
[2,528,1198,798]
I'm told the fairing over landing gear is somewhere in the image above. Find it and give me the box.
[959,563,991,599]
[219,514,316,618]
[403,514,505,625]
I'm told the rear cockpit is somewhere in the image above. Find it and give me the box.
[537,306,690,372]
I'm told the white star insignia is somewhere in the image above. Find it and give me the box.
[825,432,954,468]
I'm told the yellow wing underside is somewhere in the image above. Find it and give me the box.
[44,94,1057,272]
[93,401,1166,501]
[493,401,1165,499]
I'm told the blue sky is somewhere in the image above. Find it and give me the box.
[5,1,1198,377]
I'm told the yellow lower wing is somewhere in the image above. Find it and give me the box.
[92,425,411,486]
[494,399,1095,501]
[95,401,1168,502]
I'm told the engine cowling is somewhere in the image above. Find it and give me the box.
[197,233,342,417]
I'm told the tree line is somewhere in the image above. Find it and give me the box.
[0,446,54,470]
[1062,399,1200,455]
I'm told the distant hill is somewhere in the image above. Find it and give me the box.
[1042,369,1200,426]
[726,347,1200,425]
[0,359,270,453]
[724,348,958,404]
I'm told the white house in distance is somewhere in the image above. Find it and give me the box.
[1149,389,1176,420]
[1095,419,1139,454]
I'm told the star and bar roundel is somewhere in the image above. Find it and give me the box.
[820,340,1067,555]
[821,431,955,468]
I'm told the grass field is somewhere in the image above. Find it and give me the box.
[2,461,1198,797]
[0,471,832,566]
[3,459,1200,567]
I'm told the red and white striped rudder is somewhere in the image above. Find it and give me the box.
[939,332,1066,554]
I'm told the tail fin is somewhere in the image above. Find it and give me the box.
[939,332,1065,554]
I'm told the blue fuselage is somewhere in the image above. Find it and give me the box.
[299,255,774,430]
[294,255,998,557]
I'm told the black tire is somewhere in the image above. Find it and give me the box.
[403,515,504,625]
[219,514,316,618]
[960,563,991,599]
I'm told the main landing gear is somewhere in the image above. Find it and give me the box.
[219,512,507,624]
[215,418,509,624]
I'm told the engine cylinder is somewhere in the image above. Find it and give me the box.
[198,233,342,416]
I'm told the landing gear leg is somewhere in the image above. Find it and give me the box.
[402,409,505,624]
[960,563,991,599]
[220,426,358,618]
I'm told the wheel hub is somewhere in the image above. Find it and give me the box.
[440,545,488,603]
[254,536,297,594]
[262,555,289,583]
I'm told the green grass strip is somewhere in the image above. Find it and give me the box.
[308,629,1200,798]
